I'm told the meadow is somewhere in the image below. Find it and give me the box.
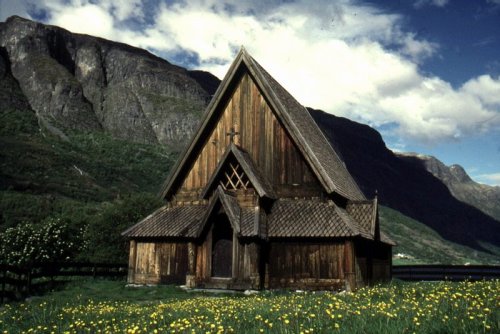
[0,279,498,333]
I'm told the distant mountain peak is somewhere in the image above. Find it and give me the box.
[396,153,473,184]
[398,152,499,220]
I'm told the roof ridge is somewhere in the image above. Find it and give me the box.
[243,53,365,200]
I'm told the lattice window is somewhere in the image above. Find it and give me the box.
[220,162,250,191]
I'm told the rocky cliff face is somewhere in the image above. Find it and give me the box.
[398,153,500,221]
[0,16,218,148]
[310,108,500,252]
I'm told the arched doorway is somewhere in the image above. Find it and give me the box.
[211,214,233,278]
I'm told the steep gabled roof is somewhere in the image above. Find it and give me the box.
[194,186,259,238]
[159,47,365,201]
[201,143,276,199]
[197,186,241,236]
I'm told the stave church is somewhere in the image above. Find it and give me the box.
[122,48,394,291]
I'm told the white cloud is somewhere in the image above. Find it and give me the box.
[139,0,499,144]
[51,4,115,38]
[476,173,500,186]
[8,0,500,145]
[20,0,144,40]
[461,75,500,106]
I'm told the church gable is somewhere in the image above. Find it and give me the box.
[161,48,365,203]
[169,67,322,203]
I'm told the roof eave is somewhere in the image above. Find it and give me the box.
[121,205,167,237]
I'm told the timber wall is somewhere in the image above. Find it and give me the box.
[175,72,322,202]
[267,241,348,290]
[354,240,392,287]
[128,241,188,284]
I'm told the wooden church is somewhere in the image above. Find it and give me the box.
[122,48,394,291]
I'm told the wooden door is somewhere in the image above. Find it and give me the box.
[211,215,233,277]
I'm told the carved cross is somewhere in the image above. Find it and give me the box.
[226,126,239,143]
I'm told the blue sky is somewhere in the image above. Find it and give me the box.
[1,0,499,186]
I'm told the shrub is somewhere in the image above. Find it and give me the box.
[0,217,82,267]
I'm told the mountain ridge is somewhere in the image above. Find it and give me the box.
[310,108,500,252]
[397,152,500,221]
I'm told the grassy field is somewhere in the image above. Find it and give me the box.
[0,279,498,333]
[379,206,500,265]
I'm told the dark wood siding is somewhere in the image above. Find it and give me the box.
[267,241,347,290]
[354,239,392,287]
[175,73,321,202]
[129,242,189,284]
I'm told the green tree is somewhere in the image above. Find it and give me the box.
[83,193,162,263]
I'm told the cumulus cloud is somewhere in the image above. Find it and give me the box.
[461,75,500,106]
[476,173,500,186]
[9,0,500,145]
[51,3,116,38]
[139,0,499,144]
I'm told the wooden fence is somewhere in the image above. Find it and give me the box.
[0,262,127,303]
[392,265,500,281]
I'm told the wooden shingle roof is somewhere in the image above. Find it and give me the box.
[347,198,396,245]
[121,205,206,238]
[267,199,372,238]
[122,197,394,242]
[159,47,365,201]
[347,200,378,237]
[122,188,261,239]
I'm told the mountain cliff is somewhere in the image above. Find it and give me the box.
[0,16,218,148]
[310,108,500,252]
[397,153,500,221]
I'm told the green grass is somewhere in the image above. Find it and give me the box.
[380,206,500,265]
[36,278,190,303]
[1,279,498,333]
